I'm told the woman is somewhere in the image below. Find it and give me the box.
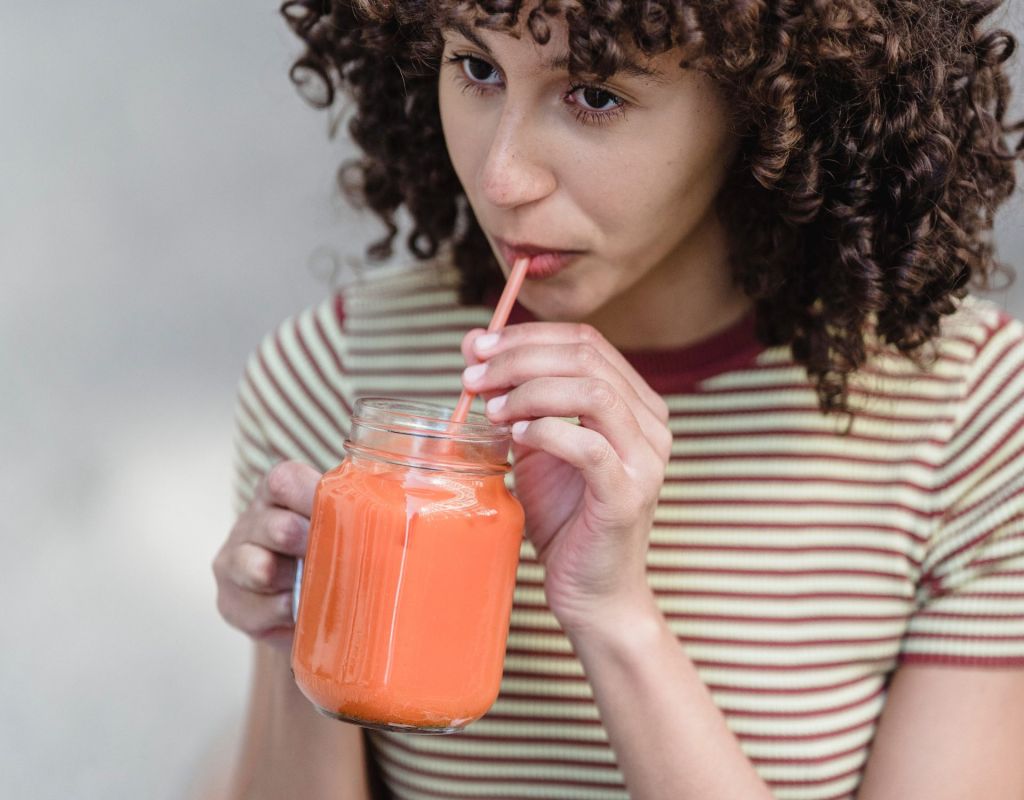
[212,1,1024,797]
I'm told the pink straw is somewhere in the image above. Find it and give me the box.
[450,256,530,425]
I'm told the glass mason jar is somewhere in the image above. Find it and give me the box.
[291,398,525,734]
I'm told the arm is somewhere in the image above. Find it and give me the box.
[461,322,774,799]
[564,588,773,800]
[213,461,376,800]
[226,643,374,798]
[225,643,374,800]
[855,664,1024,799]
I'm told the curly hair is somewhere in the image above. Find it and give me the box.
[280,0,1024,413]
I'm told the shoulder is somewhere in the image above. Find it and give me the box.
[853,295,1024,406]
[234,263,480,467]
[933,296,1024,419]
[241,262,466,383]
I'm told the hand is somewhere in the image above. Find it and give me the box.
[461,322,672,631]
[212,460,320,652]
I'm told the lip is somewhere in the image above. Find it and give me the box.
[494,237,584,280]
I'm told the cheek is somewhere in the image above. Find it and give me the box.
[439,83,472,188]
[580,115,736,252]
[439,82,488,202]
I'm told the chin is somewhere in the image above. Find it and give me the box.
[515,282,604,324]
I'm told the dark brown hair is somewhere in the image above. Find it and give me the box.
[281,0,1024,412]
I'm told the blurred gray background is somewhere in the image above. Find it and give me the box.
[1,3,1022,799]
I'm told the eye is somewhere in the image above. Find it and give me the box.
[569,86,622,112]
[459,55,502,86]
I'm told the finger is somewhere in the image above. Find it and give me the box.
[246,507,309,557]
[216,584,295,643]
[471,322,669,425]
[461,328,488,367]
[459,328,507,404]
[510,417,633,511]
[462,341,670,459]
[225,542,298,594]
[257,460,320,516]
[487,376,654,468]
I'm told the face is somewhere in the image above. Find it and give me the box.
[437,13,741,326]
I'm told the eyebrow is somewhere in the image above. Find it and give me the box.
[444,21,667,83]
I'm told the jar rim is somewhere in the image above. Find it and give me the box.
[352,397,510,441]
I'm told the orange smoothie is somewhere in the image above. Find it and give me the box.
[291,454,524,732]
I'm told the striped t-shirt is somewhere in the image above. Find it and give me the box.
[232,264,1024,800]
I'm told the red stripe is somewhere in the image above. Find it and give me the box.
[343,364,465,376]
[938,418,1024,495]
[241,372,320,465]
[516,565,912,583]
[473,709,879,743]
[235,397,288,460]
[925,487,1024,576]
[695,380,961,405]
[900,652,1024,667]
[768,764,864,788]
[668,449,941,473]
[345,321,484,336]
[913,608,1024,621]
[378,733,617,772]
[274,329,339,433]
[670,402,956,423]
[857,366,961,385]
[234,449,266,487]
[815,790,856,800]
[504,647,897,671]
[654,496,937,521]
[647,541,922,565]
[512,611,909,629]
[971,526,1024,569]
[509,627,904,648]
[347,298,465,316]
[512,592,911,610]
[348,343,474,356]
[902,630,1024,642]
[494,685,885,721]
[720,686,885,720]
[943,452,1024,524]
[646,518,928,543]
[376,730,870,783]
[647,564,912,579]
[942,330,1023,445]
[374,746,624,789]
[661,471,936,495]
[500,670,884,699]
[256,348,337,456]
[673,426,948,448]
[292,314,354,418]
[234,415,267,457]
[349,387,459,399]
[313,307,348,376]
[379,769,599,800]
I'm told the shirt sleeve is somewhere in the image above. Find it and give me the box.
[230,345,280,515]
[900,312,1024,667]
[229,292,350,515]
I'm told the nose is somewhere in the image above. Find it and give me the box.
[478,106,557,209]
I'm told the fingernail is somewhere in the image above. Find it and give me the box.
[486,394,507,414]
[475,333,500,352]
[512,420,529,438]
[463,363,487,383]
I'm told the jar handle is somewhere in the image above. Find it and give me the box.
[292,557,303,624]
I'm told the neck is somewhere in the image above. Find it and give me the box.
[582,210,751,351]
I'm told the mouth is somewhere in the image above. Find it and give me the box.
[494,237,585,280]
